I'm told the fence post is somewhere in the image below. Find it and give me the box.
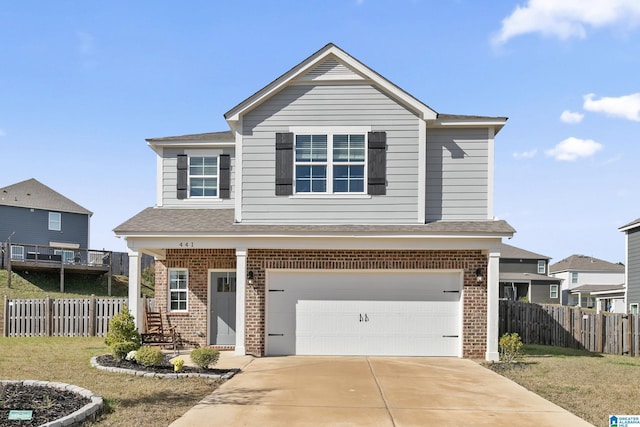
[596,313,604,353]
[3,295,8,337]
[89,294,96,337]
[45,296,52,337]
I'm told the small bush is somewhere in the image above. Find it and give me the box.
[105,304,142,347]
[499,332,523,363]
[190,348,219,369]
[112,342,140,362]
[135,346,164,367]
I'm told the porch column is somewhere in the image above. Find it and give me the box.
[235,248,247,355]
[127,249,142,329]
[486,251,500,361]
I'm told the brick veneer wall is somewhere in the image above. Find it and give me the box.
[156,248,488,358]
[155,249,236,347]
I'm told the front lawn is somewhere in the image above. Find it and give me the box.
[0,337,221,426]
[489,344,640,427]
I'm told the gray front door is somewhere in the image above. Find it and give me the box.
[209,271,236,346]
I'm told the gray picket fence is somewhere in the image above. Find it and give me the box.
[500,300,640,356]
[3,296,127,337]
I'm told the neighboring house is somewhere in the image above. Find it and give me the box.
[0,178,92,260]
[620,218,640,314]
[114,43,515,361]
[549,254,625,310]
[498,243,561,304]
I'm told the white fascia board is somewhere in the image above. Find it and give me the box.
[120,234,504,252]
[225,45,437,123]
[429,119,507,135]
[147,141,234,154]
[619,221,640,232]
[156,147,163,207]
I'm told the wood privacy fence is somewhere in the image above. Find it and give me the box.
[499,300,640,356]
[3,296,127,338]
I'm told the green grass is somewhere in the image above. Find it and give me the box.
[490,344,640,426]
[0,337,221,426]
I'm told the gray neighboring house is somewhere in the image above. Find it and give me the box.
[620,218,640,314]
[0,178,92,253]
[550,254,625,310]
[499,243,561,304]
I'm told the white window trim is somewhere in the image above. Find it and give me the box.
[630,303,639,315]
[537,260,545,274]
[188,156,219,198]
[48,212,61,231]
[168,268,189,312]
[10,245,24,261]
[571,272,578,284]
[289,126,371,196]
[550,284,559,299]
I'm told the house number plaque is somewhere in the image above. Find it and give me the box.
[178,242,194,248]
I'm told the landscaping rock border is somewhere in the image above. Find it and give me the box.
[90,356,237,380]
[0,380,103,427]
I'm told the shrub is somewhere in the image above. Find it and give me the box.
[499,332,523,363]
[135,346,164,367]
[112,341,140,362]
[105,304,142,347]
[190,348,220,369]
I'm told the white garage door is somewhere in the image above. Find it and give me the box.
[266,270,462,357]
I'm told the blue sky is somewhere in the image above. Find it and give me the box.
[1,1,639,264]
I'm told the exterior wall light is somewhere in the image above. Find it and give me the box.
[247,270,254,286]
[475,268,483,283]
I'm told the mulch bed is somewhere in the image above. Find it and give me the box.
[0,383,89,427]
[95,354,236,375]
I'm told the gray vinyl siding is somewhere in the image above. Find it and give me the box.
[241,84,421,223]
[0,205,89,248]
[426,128,489,221]
[531,281,558,304]
[161,147,235,208]
[628,227,640,308]
[500,259,541,275]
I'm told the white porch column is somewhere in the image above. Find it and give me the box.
[235,248,247,355]
[127,249,142,329]
[486,251,500,361]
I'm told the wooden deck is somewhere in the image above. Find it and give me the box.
[4,243,113,293]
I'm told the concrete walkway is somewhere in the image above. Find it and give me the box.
[170,356,593,427]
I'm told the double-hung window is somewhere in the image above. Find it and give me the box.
[537,260,545,274]
[550,284,559,299]
[189,156,218,197]
[169,269,188,311]
[49,212,61,231]
[571,272,578,284]
[294,132,365,194]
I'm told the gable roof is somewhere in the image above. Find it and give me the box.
[619,217,640,232]
[225,43,507,131]
[499,243,550,260]
[146,130,234,143]
[0,178,92,215]
[114,207,515,237]
[549,254,624,274]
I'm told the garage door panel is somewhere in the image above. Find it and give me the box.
[266,271,462,357]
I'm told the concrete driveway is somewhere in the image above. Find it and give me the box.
[169,356,593,427]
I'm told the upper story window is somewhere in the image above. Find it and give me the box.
[294,133,365,194]
[537,260,546,274]
[176,154,230,200]
[275,129,385,197]
[571,272,578,284]
[189,156,218,197]
[48,212,61,231]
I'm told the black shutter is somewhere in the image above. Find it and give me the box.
[367,131,386,195]
[219,154,231,199]
[275,132,294,195]
[177,154,188,199]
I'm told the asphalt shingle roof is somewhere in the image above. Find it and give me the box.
[499,243,550,260]
[0,178,92,215]
[114,207,516,236]
[549,254,624,273]
[146,131,234,143]
[499,272,561,282]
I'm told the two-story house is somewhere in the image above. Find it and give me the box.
[620,218,640,314]
[549,254,625,310]
[1,178,92,263]
[114,43,514,361]
[498,243,561,304]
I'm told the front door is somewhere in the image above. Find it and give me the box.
[209,271,236,346]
